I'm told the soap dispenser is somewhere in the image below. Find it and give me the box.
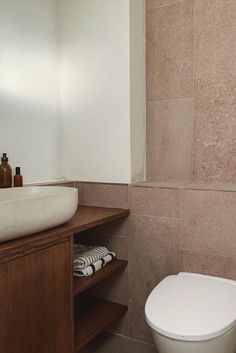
[0,153,12,188]
[14,167,23,187]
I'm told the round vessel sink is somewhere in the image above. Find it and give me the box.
[0,186,78,242]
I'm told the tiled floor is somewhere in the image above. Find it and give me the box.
[81,332,157,353]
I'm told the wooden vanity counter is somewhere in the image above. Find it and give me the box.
[0,205,129,353]
[0,206,129,265]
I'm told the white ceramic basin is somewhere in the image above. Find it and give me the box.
[0,186,78,242]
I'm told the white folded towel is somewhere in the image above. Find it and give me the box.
[74,244,109,269]
[74,252,116,277]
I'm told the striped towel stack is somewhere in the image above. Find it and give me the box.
[74,244,116,277]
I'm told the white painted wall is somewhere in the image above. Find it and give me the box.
[0,0,62,184]
[0,0,145,184]
[60,0,132,183]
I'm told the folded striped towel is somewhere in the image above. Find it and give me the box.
[74,252,116,277]
[73,244,109,269]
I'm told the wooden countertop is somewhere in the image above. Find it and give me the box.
[0,206,129,265]
[65,206,129,233]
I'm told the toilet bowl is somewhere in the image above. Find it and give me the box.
[145,273,236,353]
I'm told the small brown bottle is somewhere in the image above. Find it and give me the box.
[0,153,12,188]
[14,167,23,187]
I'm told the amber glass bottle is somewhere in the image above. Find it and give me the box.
[14,167,23,187]
[0,153,12,188]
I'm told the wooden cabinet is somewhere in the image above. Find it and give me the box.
[0,240,73,353]
[0,206,129,353]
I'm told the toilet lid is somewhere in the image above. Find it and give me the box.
[145,272,236,341]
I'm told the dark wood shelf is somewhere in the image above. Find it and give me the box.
[74,296,127,352]
[74,259,127,295]
[69,206,129,235]
[0,206,129,265]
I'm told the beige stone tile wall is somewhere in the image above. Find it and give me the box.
[146,0,193,101]
[146,0,236,184]
[76,183,130,337]
[77,183,181,344]
[76,182,129,208]
[180,188,236,280]
[193,76,236,182]
[76,182,236,345]
[129,186,181,342]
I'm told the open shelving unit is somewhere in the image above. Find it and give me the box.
[0,204,129,353]
[74,296,127,352]
[72,206,129,352]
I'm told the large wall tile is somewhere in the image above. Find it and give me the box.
[194,0,236,30]
[129,215,180,342]
[193,0,236,79]
[130,186,180,218]
[181,189,236,257]
[146,0,193,100]
[194,26,236,79]
[76,182,129,209]
[147,99,193,181]
[193,76,236,183]
[181,250,236,280]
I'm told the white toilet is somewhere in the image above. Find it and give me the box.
[145,273,236,353]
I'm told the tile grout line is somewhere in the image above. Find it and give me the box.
[191,0,195,184]
[130,213,181,221]
[130,183,236,193]
[106,330,155,347]
[146,97,193,103]
[181,249,235,261]
[147,0,185,10]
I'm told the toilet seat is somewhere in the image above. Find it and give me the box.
[145,273,236,342]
